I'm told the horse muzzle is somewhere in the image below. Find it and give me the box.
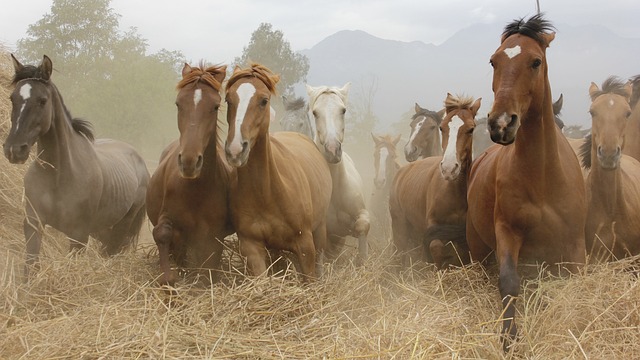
[177,153,203,179]
[225,140,250,167]
[322,141,342,164]
[488,112,519,145]
[404,144,419,162]
[3,143,31,164]
[597,145,621,170]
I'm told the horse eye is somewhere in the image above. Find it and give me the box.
[532,59,542,69]
[627,111,632,118]
[489,60,495,68]
[260,98,268,107]
[439,126,443,132]
[341,108,346,115]
[39,98,47,106]
[467,127,475,135]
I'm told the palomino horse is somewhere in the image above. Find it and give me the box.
[579,77,640,261]
[390,94,480,269]
[279,95,314,139]
[306,83,371,264]
[369,133,401,237]
[466,15,586,349]
[4,55,149,277]
[622,75,640,162]
[224,63,332,279]
[146,63,234,287]
[404,103,444,162]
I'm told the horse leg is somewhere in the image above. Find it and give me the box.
[240,238,269,277]
[354,209,370,266]
[23,208,43,279]
[466,221,493,265]
[390,211,411,268]
[292,232,318,282]
[152,220,178,287]
[496,231,523,352]
[312,222,327,278]
[190,231,225,284]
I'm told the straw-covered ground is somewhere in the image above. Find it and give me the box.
[1,49,639,359]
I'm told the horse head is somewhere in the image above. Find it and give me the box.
[306,83,350,164]
[372,133,401,189]
[280,95,314,139]
[404,103,444,162]
[440,94,481,180]
[175,62,226,178]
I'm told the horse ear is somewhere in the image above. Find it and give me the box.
[340,82,351,97]
[181,63,192,78]
[414,103,423,113]
[306,84,320,104]
[213,65,227,83]
[10,54,24,73]
[542,32,555,48]
[623,82,633,103]
[553,93,563,115]
[233,65,242,74]
[436,108,446,121]
[41,55,53,80]
[371,132,381,144]
[470,98,482,117]
[589,82,600,101]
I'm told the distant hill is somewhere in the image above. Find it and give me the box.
[298,24,640,133]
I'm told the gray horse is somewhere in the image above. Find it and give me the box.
[279,95,314,139]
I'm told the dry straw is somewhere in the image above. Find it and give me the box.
[0,48,639,359]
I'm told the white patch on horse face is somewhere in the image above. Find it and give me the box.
[496,113,510,128]
[314,93,344,143]
[609,99,615,107]
[504,45,521,59]
[15,83,33,132]
[229,83,256,154]
[377,147,389,182]
[408,116,425,144]
[441,116,463,172]
[193,88,202,107]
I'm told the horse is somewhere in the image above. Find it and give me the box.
[578,77,640,261]
[465,15,586,350]
[622,75,640,162]
[390,94,480,269]
[369,133,401,238]
[473,94,565,159]
[306,83,371,264]
[404,103,444,162]
[145,62,235,287]
[224,63,332,279]
[279,95,314,139]
[3,55,149,278]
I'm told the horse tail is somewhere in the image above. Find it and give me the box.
[124,203,146,251]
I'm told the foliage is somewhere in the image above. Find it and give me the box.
[15,0,185,159]
[234,23,310,103]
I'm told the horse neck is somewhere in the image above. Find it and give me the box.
[37,87,87,172]
[201,137,228,183]
[589,145,624,215]
[426,133,442,157]
[236,127,281,197]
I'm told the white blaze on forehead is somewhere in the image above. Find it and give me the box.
[15,83,33,132]
[315,93,343,143]
[229,83,256,152]
[408,116,425,144]
[609,99,615,107]
[193,88,202,107]
[377,147,389,181]
[442,116,464,168]
[504,45,521,59]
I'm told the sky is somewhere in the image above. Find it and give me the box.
[1,0,639,64]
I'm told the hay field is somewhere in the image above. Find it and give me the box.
[0,50,639,360]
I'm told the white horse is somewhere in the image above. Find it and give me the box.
[306,83,370,264]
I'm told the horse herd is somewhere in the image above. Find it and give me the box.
[4,14,640,351]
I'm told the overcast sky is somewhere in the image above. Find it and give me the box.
[1,0,639,63]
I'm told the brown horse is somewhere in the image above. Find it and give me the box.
[390,94,480,269]
[146,63,234,287]
[466,15,586,349]
[4,55,150,278]
[369,133,401,237]
[404,103,444,162]
[579,77,640,261]
[622,75,640,162]
[224,63,332,279]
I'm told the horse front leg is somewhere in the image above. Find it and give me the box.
[496,227,523,352]
[152,220,178,288]
[23,210,43,280]
[354,209,370,266]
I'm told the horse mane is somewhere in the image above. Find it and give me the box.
[590,76,630,101]
[414,107,443,125]
[501,13,555,45]
[177,62,226,91]
[284,96,306,111]
[12,60,95,141]
[579,133,593,169]
[444,94,475,113]
[628,74,640,109]
[226,63,279,94]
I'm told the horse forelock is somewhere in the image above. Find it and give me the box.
[413,108,442,125]
[591,76,630,101]
[444,94,475,113]
[177,63,225,92]
[12,65,48,85]
[502,13,555,45]
[226,63,279,94]
[308,87,346,110]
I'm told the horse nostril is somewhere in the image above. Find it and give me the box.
[196,155,203,169]
[597,146,603,157]
[177,153,183,166]
[19,144,29,154]
[509,115,518,125]
[241,140,248,151]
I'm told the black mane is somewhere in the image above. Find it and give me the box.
[591,76,629,100]
[579,133,593,170]
[284,96,306,111]
[502,13,555,45]
[628,74,640,109]
[11,64,48,85]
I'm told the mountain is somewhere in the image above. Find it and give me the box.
[298,24,640,133]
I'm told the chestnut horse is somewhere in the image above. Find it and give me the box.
[225,64,332,279]
[369,133,401,237]
[622,75,640,162]
[404,103,444,162]
[306,83,371,264]
[466,15,586,349]
[390,94,480,269]
[4,55,149,278]
[579,77,640,261]
[146,63,234,287]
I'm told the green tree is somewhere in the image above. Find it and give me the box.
[16,0,184,159]
[234,23,310,100]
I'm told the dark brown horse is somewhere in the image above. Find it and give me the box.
[4,55,149,277]
[146,63,234,287]
[579,77,640,261]
[390,94,480,269]
[224,63,332,279]
[466,15,586,349]
[404,103,444,162]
